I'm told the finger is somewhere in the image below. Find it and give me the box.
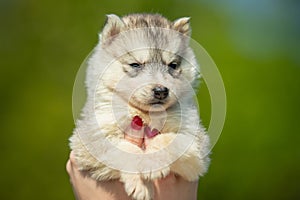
[66,151,75,175]
[153,173,176,187]
[69,151,77,165]
[68,151,83,179]
[66,159,73,175]
[66,151,78,179]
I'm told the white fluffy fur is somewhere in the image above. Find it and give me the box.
[70,13,210,200]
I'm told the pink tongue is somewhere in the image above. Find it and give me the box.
[145,126,160,138]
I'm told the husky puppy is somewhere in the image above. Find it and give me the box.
[70,13,210,200]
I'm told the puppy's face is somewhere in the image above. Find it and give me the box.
[97,14,199,112]
[111,49,191,112]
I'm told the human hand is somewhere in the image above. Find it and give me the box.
[66,151,132,200]
[66,134,198,200]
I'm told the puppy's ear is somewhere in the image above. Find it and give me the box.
[172,17,191,36]
[100,14,125,43]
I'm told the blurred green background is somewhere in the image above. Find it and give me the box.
[1,0,299,199]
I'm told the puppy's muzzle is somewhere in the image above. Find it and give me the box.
[152,86,169,100]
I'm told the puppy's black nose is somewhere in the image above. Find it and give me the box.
[153,86,169,100]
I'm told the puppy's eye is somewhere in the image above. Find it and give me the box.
[129,63,141,68]
[168,62,178,70]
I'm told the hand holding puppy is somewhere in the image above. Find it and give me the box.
[66,131,199,200]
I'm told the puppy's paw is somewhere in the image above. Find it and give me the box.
[120,174,153,200]
[145,133,176,152]
[170,139,210,181]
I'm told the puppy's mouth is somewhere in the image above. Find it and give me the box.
[149,100,166,105]
[128,98,169,112]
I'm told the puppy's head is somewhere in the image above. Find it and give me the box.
[96,14,199,112]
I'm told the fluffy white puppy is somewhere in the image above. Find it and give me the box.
[70,13,210,200]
